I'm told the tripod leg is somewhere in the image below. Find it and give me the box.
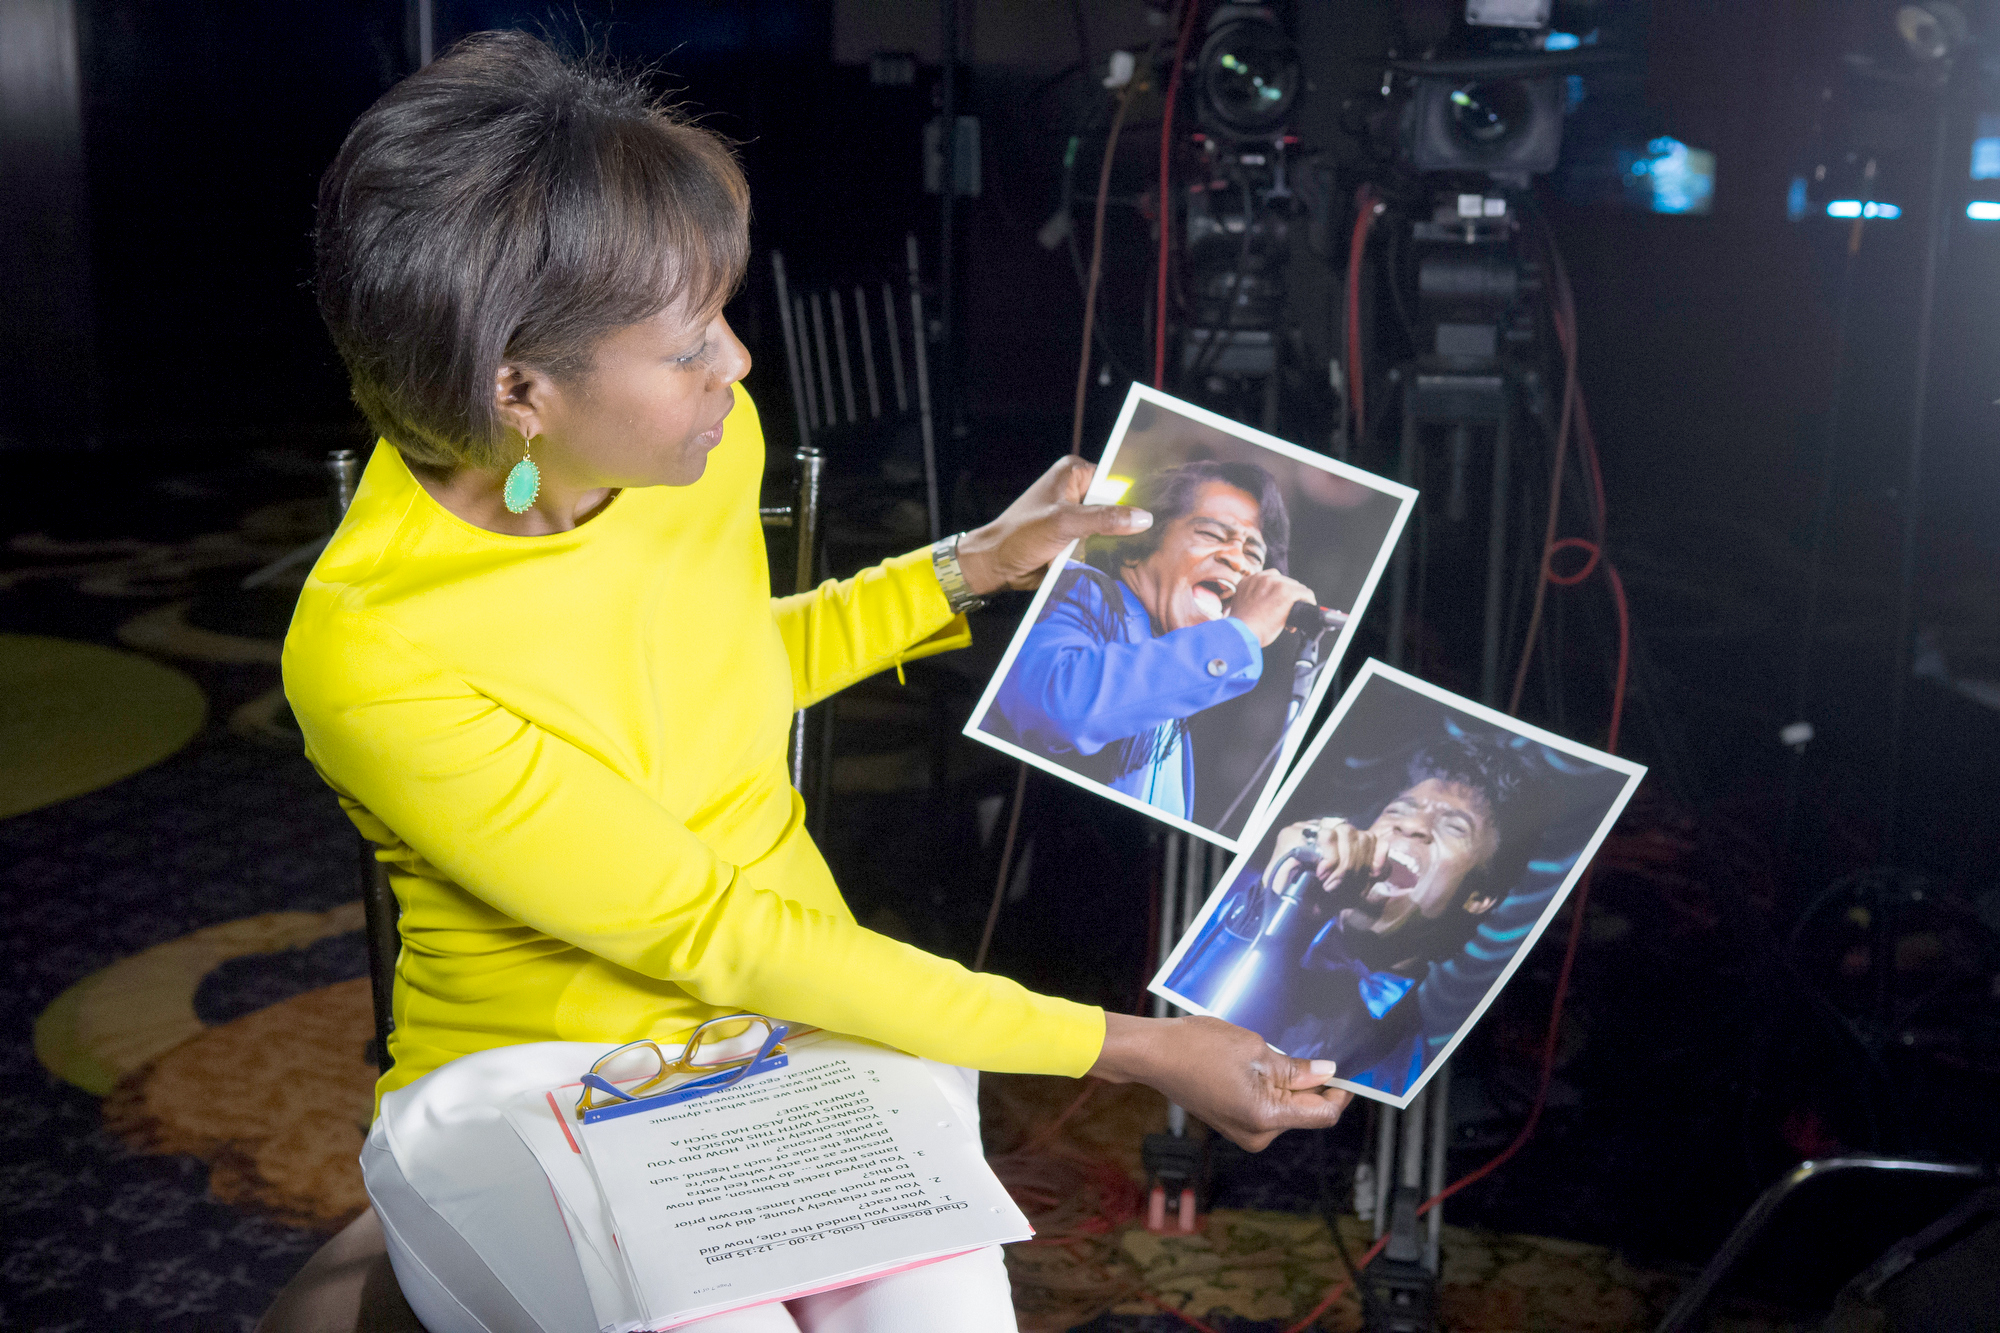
[1425,1063,1450,1273]
[1385,385,1419,670]
[1373,1100,1397,1239]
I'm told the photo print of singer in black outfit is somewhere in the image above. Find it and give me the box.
[1154,663,1644,1104]
[966,387,1414,846]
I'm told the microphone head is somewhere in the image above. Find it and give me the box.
[1286,601,1348,634]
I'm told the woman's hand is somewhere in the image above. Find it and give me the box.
[1088,1012,1352,1151]
[955,456,1153,597]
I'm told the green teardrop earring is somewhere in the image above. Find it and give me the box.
[502,436,542,514]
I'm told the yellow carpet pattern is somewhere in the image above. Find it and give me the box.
[0,633,206,819]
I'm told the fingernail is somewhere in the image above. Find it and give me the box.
[1126,508,1153,529]
[1309,1059,1337,1078]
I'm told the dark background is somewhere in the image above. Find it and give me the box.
[6,0,2000,1325]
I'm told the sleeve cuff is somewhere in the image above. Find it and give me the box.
[1222,615,1264,661]
[883,546,972,661]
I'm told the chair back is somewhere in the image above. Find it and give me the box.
[771,234,941,544]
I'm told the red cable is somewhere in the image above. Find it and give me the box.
[1153,0,1201,389]
[1344,184,1381,444]
[1284,1233,1392,1332]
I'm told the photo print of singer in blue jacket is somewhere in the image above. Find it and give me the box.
[967,388,1416,843]
[984,460,1314,823]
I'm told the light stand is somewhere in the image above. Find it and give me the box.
[1881,30,1959,867]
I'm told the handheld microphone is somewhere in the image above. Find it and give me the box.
[1286,601,1349,635]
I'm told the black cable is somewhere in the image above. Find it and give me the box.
[1068,0,1094,87]
[1185,176,1261,384]
[1383,220,1421,352]
[1056,56,1152,387]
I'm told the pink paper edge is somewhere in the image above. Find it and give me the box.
[545,1090,583,1155]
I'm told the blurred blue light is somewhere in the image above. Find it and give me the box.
[1827,200,1863,217]
[1826,200,1899,218]
[1787,176,1809,222]
[1546,31,1582,50]
[1634,137,1714,214]
[1967,201,2000,220]
[1973,137,2000,180]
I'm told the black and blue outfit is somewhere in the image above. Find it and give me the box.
[987,561,1262,819]
[1272,925,1428,1096]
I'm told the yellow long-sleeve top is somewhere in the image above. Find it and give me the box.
[283,386,1104,1107]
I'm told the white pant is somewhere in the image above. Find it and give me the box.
[361,1042,1017,1333]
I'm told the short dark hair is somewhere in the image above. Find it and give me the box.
[314,31,750,471]
[1395,731,1538,910]
[1087,460,1291,578]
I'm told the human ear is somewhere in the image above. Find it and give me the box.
[491,362,561,449]
[1462,893,1500,916]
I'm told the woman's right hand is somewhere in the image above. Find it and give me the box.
[1087,1011,1352,1151]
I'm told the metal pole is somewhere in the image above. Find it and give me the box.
[907,234,943,541]
[1883,83,1955,866]
[1425,1064,1451,1273]
[1152,834,1181,1022]
[1373,1104,1396,1238]
[1167,830,1200,1138]
[855,287,882,419]
[1385,380,1417,668]
[830,289,858,423]
[327,447,364,520]
[790,447,824,793]
[938,0,958,443]
[809,293,837,429]
[772,254,812,449]
[794,297,820,434]
[1399,1088,1427,1192]
[410,0,433,68]
[792,446,823,598]
[1480,403,1513,707]
[883,282,909,412]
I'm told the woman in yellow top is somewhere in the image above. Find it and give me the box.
[268,30,1349,1333]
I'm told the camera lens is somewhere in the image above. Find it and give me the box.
[1446,81,1532,152]
[1199,20,1300,134]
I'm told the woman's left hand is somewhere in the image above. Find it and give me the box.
[954,456,1154,597]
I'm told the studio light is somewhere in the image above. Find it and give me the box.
[1465,0,1553,29]
[1895,2,1969,62]
[1966,201,2000,220]
[1826,200,1902,218]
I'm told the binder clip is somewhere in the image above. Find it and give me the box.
[1141,1132,1206,1233]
